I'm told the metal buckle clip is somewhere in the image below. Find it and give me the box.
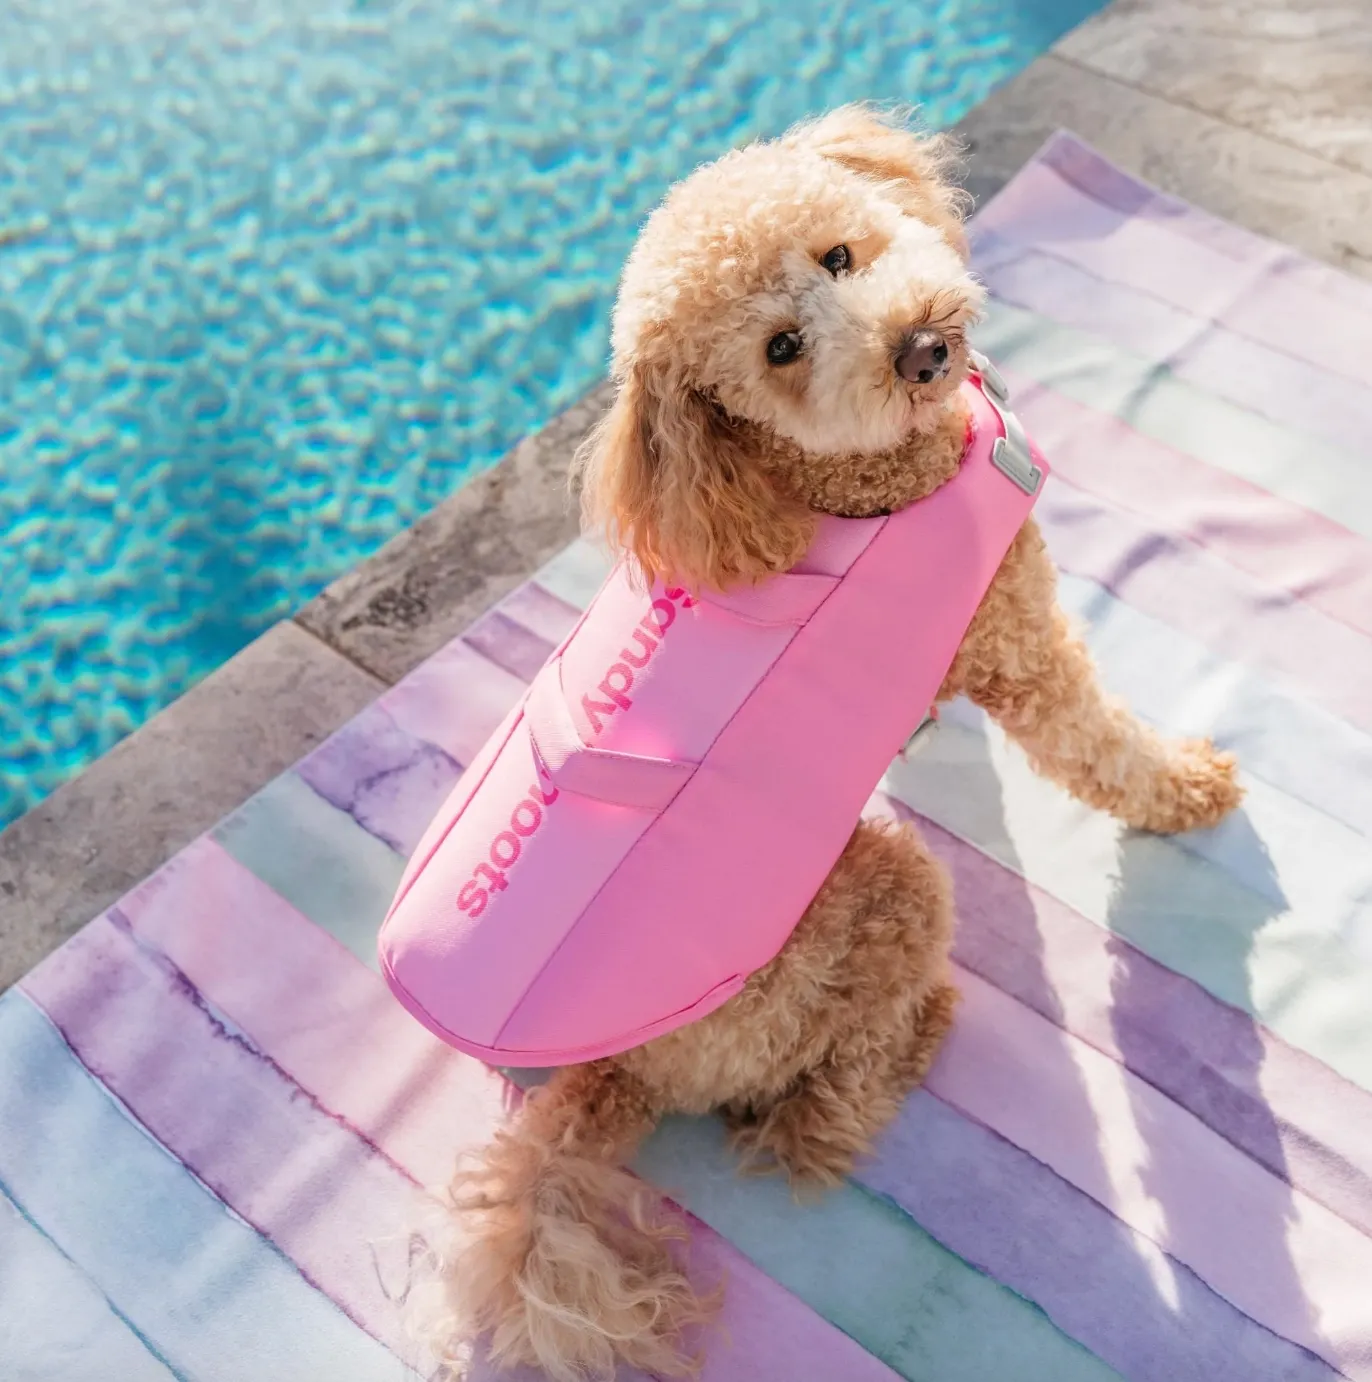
[968,350,1043,497]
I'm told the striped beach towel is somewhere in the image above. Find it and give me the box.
[2,133,1370,1381]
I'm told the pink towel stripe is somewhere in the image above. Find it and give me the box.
[999,368,1372,640]
[459,582,583,684]
[115,836,506,1188]
[1036,480,1372,735]
[379,636,530,768]
[499,580,583,645]
[1034,132,1372,327]
[110,839,901,1382]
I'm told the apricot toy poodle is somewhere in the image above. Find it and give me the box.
[417,105,1241,1381]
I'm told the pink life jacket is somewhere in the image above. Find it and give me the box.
[380,353,1047,1066]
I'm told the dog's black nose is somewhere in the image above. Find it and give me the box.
[895,331,950,384]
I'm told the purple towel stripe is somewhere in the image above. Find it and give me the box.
[920,965,1372,1379]
[499,579,583,645]
[690,1223,907,1382]
[461,607,558,684]
[864,1090,1339,1382]
[297,701,463,856]
[19,915,425,1359]
[115,836,509,1192]
[376,581,571,771]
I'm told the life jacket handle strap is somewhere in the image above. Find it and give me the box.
[525,658,697,812]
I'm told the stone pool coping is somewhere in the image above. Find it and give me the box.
[4,0,1371,989]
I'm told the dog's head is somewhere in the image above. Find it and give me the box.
[576,105,984,591]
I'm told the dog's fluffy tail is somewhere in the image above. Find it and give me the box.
[421,1062,713,1382]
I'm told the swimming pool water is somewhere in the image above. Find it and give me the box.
[0,0,1101,827]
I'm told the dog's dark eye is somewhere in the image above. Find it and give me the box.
[766,330,802,366]
[820,245,851,276]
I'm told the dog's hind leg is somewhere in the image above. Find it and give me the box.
[723,818,958,1189]
[947,520,1242,834]
[726,980,957,1189]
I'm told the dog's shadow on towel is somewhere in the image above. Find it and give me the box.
[1105,810,1324,1347]
[944,714,1324,1368]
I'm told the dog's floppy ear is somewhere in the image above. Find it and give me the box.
[797,104,970,260]
[573,359,815,593]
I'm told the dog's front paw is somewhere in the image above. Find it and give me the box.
[1122,738,1242,835]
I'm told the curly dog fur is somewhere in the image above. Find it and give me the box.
[426,105,1242,1380]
